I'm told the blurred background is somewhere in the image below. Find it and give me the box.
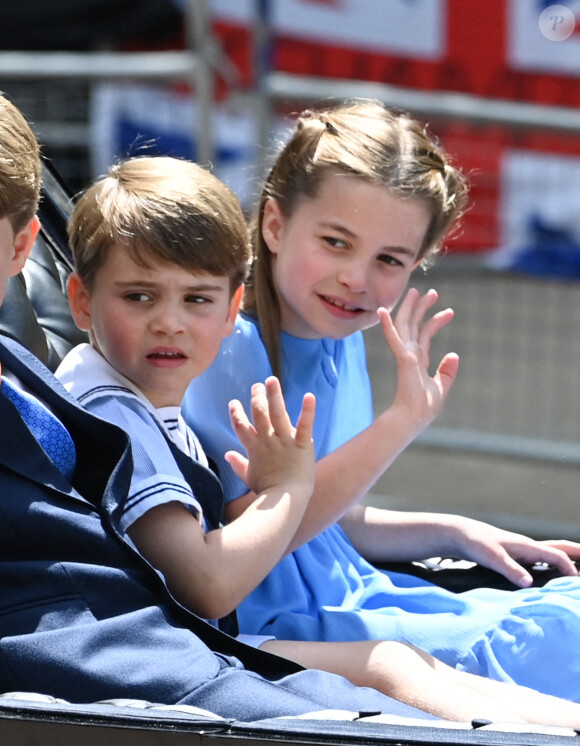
[1,0,579,538]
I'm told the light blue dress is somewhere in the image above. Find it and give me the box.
[183,313,580,700]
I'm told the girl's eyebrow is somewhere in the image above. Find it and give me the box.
[319,222,418,258]
[319,221,355,237]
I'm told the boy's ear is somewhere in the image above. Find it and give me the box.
[67,272,93,332]
[10,217,40,276]
[224,284,243,337]
[261,198,284,255]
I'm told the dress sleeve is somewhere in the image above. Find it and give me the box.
[88,395,204,532]
[182,316,272,504]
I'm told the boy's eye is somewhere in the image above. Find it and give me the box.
[185,294,212,304]
[125,292,151,302]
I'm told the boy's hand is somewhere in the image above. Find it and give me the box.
[379,288,459,430]
[225,376,316,500]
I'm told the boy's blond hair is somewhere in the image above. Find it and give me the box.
[68,156,250,294]
[0,93,42,231]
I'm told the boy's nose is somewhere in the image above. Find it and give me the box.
[150,304,185,334]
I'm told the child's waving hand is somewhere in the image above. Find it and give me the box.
[226,376,316,500]
[378,287,459,433]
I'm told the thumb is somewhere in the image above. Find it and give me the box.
[224,451,249,483]
[435,353,459,397]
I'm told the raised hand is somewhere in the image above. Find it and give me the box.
[225,376,316,499]
[378,287,459,431]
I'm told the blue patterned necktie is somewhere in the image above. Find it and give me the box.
[1,377,76,480]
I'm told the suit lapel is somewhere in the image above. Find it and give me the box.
[0,336,131,507]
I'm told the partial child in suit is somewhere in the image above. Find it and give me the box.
[57,153,580,726]
[0,94,42,313]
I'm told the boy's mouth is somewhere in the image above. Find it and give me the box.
[146,350,187,360]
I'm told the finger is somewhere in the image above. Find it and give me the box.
[416,307,455,351]
[542,540,580,561]
[485,549,534,588]
[263,376,293,435]
[525,546,579,576]
[228,398,252,436]
[390,287,421,340]
[505,561,534,588]
[434,353,460,397]
[407,288,440,331]
[294,392,316,446]
[377,307,411,362]
[414,308,455,371]
[249,381,272,433]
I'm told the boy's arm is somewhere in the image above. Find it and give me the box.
[129,378,316,620]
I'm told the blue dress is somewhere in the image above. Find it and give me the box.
[183,313,580,701]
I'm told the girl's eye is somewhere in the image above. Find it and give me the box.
[125,292,151,302]
[323,236,348,249]
[379,254,405,268]
[185,295,211,304]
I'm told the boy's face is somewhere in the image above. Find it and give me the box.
[0,216,39,306]
[69,245,242,408]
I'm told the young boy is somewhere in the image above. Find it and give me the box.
[57,155,317,633]
[0,92,440,721]
[56,153,580,727]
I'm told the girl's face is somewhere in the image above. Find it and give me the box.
[262,173,432,339]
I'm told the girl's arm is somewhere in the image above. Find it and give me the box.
[225,293,580,584]
[339,504,580,587]
[228,289,457,546]
[129,377,315,620]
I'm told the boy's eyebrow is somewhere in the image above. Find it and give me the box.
[114,279,227,292]
[320,222,418,258]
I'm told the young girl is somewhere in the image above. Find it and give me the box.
[183,100,580,701]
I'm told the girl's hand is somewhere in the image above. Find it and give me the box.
[378,287,459,430]
[447,517,580,587]
[225,376,316,500]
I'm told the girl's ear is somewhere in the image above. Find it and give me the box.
[10,217,40,276]
[67,272,93,332]
[223,284,243,337]
[261,198,285,255]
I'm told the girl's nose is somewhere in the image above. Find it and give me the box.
[337,261,369,292]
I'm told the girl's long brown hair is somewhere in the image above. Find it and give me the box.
[244,100,468,381]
